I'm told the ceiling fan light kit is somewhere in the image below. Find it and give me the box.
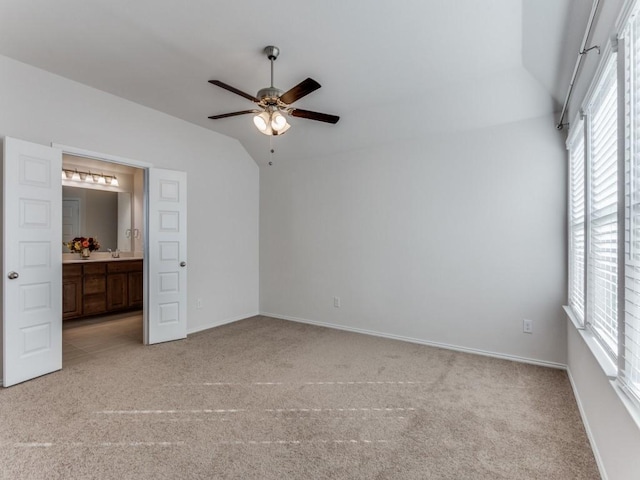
[253,108,291,136]
[208,46,339,136]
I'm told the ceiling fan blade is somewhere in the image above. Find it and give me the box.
[209,80,259,103]
[280,78,321,105]
[290,108,340,124]
[208,110,259,120]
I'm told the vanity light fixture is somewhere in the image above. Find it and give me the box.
[62,168,119,187]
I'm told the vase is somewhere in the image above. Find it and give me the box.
[81,248,90,259]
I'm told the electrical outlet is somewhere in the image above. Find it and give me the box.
[196,298,203,309]
[523,319,533,334]
[334,296,341,308]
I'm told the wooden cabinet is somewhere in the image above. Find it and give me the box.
[62,265,82,319]
[83,262,107,315]
[128,271,144,308]
[62,259,143,320]
[107,273,128,310]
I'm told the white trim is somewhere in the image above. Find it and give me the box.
[186,312,259,335]
[261,312,567,370]
[581,39,617,115]
[613,379,640,430]
[615,0,639,33]
[566,368,609,480]
[566,111,585,150]
[51,143,153,169]
[580,328,618,379]
[564,305,586,331]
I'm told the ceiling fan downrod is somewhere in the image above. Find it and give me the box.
[264,46,279,88]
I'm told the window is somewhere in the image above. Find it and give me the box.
[622,12,640,404]
[586,55,619,357]
[568,119,585,324]
[567,3,640,409]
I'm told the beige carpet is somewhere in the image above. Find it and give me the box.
[0,316,599,479]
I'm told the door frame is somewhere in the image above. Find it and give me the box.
[52,143,154,344]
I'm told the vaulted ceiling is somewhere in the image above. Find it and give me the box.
[0,0,589,165]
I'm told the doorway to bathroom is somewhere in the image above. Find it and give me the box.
[61,153,145,367]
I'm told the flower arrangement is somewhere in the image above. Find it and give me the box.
[64,236,101,253]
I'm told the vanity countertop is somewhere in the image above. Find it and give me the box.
[63,254,144,264]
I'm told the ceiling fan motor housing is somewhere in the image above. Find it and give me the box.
[257,87,283,106]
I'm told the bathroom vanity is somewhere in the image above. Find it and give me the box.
[62,257,143,320]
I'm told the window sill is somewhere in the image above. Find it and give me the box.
[563,305,617,379]
[563,305,585,331]
[564,306,640,431]
[611,380,640,432]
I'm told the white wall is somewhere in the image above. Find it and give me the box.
[567,325,640,480]
[0,54,259,334]
[260,114,568,366]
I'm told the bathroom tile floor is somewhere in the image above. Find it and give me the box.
[63,312,143,367]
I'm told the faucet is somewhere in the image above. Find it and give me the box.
[108,248,120,258]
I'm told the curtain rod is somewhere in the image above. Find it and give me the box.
[557,0,602,131]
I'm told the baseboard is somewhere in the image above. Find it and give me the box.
[187,311,259,335]
[261,312,567,370]
[566,368,608,480]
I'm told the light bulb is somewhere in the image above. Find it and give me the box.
[271,112,287,131]
[253,113,268,131]
[111,177,119,187]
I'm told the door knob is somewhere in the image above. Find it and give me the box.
[180,261,186,267]
[7,271,19,280]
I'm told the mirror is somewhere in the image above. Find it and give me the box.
[62,186,132,253]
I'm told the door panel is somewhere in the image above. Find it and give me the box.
[106,273,128,310]
[3,137,62,387]
[147,168,187,344]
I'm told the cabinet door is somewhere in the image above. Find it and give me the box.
[62,277,82,319]
[107,273,128,310]
[83,272,106,315]
[128,271,143,308]
[84,274,106,295]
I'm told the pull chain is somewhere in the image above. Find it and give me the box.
[269,136,274,166]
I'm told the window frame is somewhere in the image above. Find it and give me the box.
[566,5,640,416]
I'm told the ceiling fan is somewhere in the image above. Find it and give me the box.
[208,46,340,136]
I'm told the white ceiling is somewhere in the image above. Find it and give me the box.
[0,0,588,165]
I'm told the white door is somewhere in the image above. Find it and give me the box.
[147,168,187,344]
[3,137,62,387]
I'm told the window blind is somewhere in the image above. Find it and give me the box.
[568,119,586,324]
[587,54,619,358]
[622,13,640,404]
